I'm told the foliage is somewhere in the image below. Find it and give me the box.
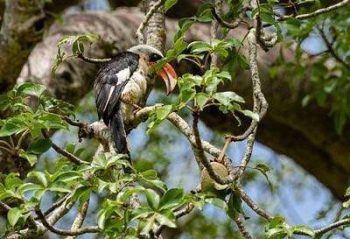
[1,0,350,239]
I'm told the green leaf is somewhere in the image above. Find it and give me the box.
[19,152,38,166]
[155,212,177,228]
[188,41,212,54]
[240,110,260,122]
[17,83,46,97]
[213,91,245,105]
[343,199,350,208]
[227,191,242,220]
[216,71,232,81]
[8,207,22,227]
[164,0,177,12]
[5,174,22,189]
[345,187,350,197]
[97,210,107,229]
[255,163,270,174]
[266,228,288,239]
[28,138,52,154]
[159,188,184,210]
[195,93,210,109]
[155,105,173,120]
[40,112,67,129]
[18,183,43,195]
[140,170,158,179]
[206,198,227,211]
[140,214,156,236]
[28,171,48,187]
[269,216,286,229]
[0,119,28,137]
[145,189,160,210]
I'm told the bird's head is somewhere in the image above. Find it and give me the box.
[128,44,177,94]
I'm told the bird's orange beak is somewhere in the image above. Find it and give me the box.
[158,63,177,95]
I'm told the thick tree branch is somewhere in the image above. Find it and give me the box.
[0,0,45,92]
[136,0,163,44]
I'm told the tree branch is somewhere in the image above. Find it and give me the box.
[0,200,11,211]
[66,199,90,239]
[317,26,350,71]
[279,0,349,21]
[235,217,253,239]
[42,130,89,165]
[234,185,272,220]
[136,0,163,44]
[315,218,350,235]
[0,0,45,92]
[35,208,100,236]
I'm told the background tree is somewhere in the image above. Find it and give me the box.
[0,0,350,238]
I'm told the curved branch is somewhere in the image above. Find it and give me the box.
[279,0,349,21]
[314,218,350,235]
[35,208,100,236]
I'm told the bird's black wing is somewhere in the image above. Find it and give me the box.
[94,52,139,157]
[94,52,139,125]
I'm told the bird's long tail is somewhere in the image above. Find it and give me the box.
[109,111,132,172]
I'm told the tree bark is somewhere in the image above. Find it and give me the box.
[14,8,350,199]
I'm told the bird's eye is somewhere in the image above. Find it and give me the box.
[150,53,162,62]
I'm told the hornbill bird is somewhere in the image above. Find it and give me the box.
[94,44,177,163]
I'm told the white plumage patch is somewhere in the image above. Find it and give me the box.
[102,67,131,113]
[103,85,115,113]
[116,67,131,84]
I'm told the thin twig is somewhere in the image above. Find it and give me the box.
[136,0,163,44]
[211,7,241,29]
[0,200,11,211]
[278,0,349,21]
[0,145,13,154]
[16,130,29,149]
[77,52,111,64]
[41,130,88,165]
[40,194,70,218]
[235,217,253,239]
[192,111,234,185]
[317,26,350,71]
[76,43,111,64]
[0,139,14,149]
[234,185,272,220]
[216,136,231,163]
[314,218,350,235]
[35,208,100,236]
[234,129,257,180]
[66,199,90,239]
